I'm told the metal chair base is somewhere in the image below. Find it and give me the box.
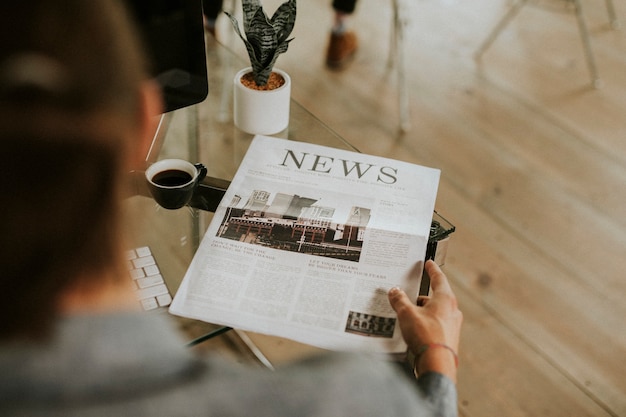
[475,0,619,88]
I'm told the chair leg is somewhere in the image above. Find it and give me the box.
[392,0,410,133]
[604,0,620,29]
[477,0,606,87]
[475,0,530,59]
[572,0,602,88]
[218,0,237,121]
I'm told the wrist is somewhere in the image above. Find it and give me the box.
[413,343,458,383]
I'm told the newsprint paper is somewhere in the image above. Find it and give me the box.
[170,135,440,355]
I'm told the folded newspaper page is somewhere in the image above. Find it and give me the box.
[170,135,440,354]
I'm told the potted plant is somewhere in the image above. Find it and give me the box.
[226,0,296,135]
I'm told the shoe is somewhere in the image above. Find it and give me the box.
[203,16,217,39]
[326,31,358,69]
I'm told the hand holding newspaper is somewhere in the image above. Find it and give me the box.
[170,135,440,355]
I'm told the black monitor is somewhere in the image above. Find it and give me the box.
[124,0,209,113]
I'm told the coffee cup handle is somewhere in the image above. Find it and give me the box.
[194,163,207,182]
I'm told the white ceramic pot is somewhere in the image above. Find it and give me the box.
[233,67,291,135]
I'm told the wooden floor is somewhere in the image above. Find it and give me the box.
[199,1,626,416]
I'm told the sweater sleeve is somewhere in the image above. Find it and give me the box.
[415,371,458,417]
[265,352,459,417]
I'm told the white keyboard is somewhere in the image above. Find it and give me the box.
[125,246,172,311]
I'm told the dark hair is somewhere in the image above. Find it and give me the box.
[0,0,148,339]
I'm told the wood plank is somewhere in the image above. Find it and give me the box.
[474,2,626,158]
[437,178,626,415]
[455,279,615,417]
[406,82,626,298]
[203,1,626,416]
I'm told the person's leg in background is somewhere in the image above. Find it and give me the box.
[327,0,358,69]
[203,0,224,37]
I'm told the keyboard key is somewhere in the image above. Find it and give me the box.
[143,264,160,276]
[135,283,169,300]
[157,293,172,307]
[132,255,155,269]
[137,274,164,289]
[129,268,146,280]
[141,298,159,311]
[126,246,172,311]
[135,246,152,258]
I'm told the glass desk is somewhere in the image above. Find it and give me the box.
[125,40,454,366]
[125,40,363,365]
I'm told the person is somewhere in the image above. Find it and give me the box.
[202,0,359,68]
[0,1,463,416]
[327,0,359,68]
[203,0,224,37]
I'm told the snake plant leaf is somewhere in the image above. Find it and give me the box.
[226,0,296,86]
[271,0,296,44]
[241,0,263,31]
[247,8,276,67]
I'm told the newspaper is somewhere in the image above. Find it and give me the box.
[170,135,440,354]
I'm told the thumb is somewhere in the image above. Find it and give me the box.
[388,287,414,316]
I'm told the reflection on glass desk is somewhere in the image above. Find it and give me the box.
[124,40,359,366]
[128,38,357,287]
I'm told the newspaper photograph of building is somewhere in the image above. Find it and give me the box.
[216,189,371,262]
[344,311,396,338]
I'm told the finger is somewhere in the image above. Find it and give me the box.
[387,287,413,314]
[425,260,453,295]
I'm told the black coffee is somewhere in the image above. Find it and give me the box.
[152,169,193,187]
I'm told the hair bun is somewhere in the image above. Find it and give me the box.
[0,53,70,101]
